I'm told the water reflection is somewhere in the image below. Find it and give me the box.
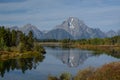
[0,55,45,77]
[47,47,120,68]
[0,47,119,80]
[48,47,94,67]
[61,50,94,67]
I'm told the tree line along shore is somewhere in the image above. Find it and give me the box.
[0,26,46,60]
[0,25,120,59]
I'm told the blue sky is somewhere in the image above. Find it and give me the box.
[0,0,120,32]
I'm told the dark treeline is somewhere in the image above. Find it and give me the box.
[37,39,59,42]
[0,26,45,53]
[38,36,120,45]
[60,36,120,58]
[0,26,34,52]
[73,36,120,45]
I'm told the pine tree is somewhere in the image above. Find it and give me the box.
[11,30,17,46]
[27,31,34,50]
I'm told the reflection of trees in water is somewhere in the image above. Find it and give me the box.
[0,55,45,77]
[110,49,120,58]
[50,47,120,68]
[93,49,120,58]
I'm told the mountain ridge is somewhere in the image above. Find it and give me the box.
[56,17,106,39]
[9,17,120,40]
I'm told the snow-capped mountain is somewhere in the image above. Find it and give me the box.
[9,17,119,40]
[56,17,106,39]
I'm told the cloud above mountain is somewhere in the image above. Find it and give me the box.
[0,0,120,31]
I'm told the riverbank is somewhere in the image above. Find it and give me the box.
[0,44,46,60]
[48,61,120,80]
[39,42,120,58]
[0,51,44,60]
[74,44,120,57]
[39,42,120,50]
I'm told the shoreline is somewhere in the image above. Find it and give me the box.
[39,42,120,48]
[0,51,44,60]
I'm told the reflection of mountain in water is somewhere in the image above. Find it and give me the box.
[50,48,94,67]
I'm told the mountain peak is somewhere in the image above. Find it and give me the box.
[10,26,19,31]
[56,17,106,39]
[66,17,85,30]
[23,24,37,29]
[68,17,84,24]
[68,17,79,21]
[19,24,43,39]
[68,17,76,29]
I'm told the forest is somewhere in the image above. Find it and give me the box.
[0,26,45,58]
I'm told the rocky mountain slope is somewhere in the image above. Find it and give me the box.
[9,17,120,40]
[56,17,106,39]
[44,28,73,40]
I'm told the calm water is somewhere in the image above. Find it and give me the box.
[0,46,120,80]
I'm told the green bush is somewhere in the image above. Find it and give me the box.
[34,44,46,53]
[18,42,25,53]
[60,72,71,80]
[48,76,58,80]
[4,46,11,52]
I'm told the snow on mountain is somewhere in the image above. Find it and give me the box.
[9,17,119,40]
[56,17,106,39]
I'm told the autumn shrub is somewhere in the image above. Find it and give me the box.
[74,62,120,80]
[88,62,120,80]
[48,62,120,80]
[74,68,94,80]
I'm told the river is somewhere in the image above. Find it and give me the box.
[0,46,120,80]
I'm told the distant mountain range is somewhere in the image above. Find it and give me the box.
[10,24,43,39]
[9,17,120,40]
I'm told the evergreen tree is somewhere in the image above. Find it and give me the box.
[11,30,17,46]
[27,31,34,50]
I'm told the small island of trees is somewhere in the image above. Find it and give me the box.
[0,26,45,59]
